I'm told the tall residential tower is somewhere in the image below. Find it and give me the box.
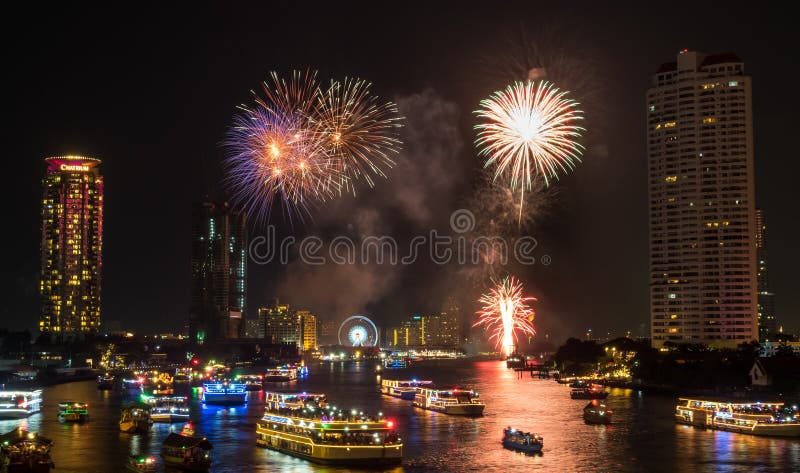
[189,200,247,344]
[40,156,103,336]
[755,209,777,340]
[648,51,757,348]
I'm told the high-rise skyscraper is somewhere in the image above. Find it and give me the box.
[755,209,777,341]
[40,156,103,336]
[297,310,317,351]
[647,50,758,348]
[189,200,247,344]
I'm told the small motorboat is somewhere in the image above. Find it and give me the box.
[570,385,608,400]
[160,423,212,471]
[501,427,543,454]
[0,429,56,472]
[142,395,190,423]
[58,401,89,422]
[119,402,153,433]
[97,373,115,390]
[125,455,157,472]
[583,400,613,424]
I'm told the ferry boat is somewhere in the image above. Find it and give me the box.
[97,373,115,390]
[383,357,410,370]
[238,375,263,391]
[583,400,612,424]
[125,455,157,472]
[255,391,402,465]
[0,390,42,419]
[57,401,89,423]
[264,368,298,382]
[675,398,800,437]
[201,382,247,405]
[0,429,55,473]
[119,402,153,433]
[142,395,190,423]
[380,379,433,400]
[570,385,608,400]
[160,424,212,471]
[501,427,543,454]
[412,388,485,416]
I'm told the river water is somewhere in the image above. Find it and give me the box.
[2,360,798,472]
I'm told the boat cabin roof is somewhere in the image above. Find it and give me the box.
[0,429,53,447]
[162,433,212,450]
[678,397,786,408]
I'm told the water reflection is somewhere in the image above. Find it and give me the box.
[0,360,797,471]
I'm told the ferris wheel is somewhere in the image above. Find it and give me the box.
[338,315,379,347]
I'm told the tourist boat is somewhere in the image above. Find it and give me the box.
[0,429,55,473]
[381,379,433,400]
[97,373,115,390]
[0,391,42,419]
[142,395,190,423]
[501,427,543,454]
[119,402,153,433]
[675,398,800,437]
[160,424,212,471]
[264,367,298,382]
[57,401,89,423]
[412,387,485,416]
[583,400,612,424]
[256,391,402,465]
[201,382,247,405]
[570,385,608,400]
[238,375,263,391]
[125,455,157,472]
[383,357,410,370]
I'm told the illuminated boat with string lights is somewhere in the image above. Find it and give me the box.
[57,401,89,423]
[412,387,485,416]
[201,382,246,405]
[501,427,543,454]
[0,390,42,419]
[142,395,190,423]
[0,429,55,472]
[255,391,403,465]
[675,398,800,437]
[125,455,157,472]
[264,367,298,383]
[570,385,608,400]
[380,379,433,400]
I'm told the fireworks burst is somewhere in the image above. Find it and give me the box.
[222,70,402,223]
[315,77,403,194]
[474,80,584,224]
[473,276,537,357]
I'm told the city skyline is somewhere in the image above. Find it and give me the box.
[4,4,800,341]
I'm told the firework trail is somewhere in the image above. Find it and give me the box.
[473,276,536,357]
[474,80,584,224]
[222,70,402,223]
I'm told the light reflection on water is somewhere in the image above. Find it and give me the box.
[1,360,798,472]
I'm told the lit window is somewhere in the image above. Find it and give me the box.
[728,81,739,87]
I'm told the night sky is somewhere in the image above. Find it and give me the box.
[5,3,799,341]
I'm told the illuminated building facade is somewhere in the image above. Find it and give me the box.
[648,50,758,348]
[755,209,777,341]
[390,315,426,348]
[40,156,103,336]
[259,300,316,352]
[297,310,317,351]
[189,200,247,344]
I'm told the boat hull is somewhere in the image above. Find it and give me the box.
[571,393,608,400]
[120,421,151,433]
[583,413,611,425]
[0,409,39,420]
[58,413,88,423]
[264,376,292,382]
[256,431,403,465]
[151,413,190,423]
[160,454,211,472]
[501,439,542,454]
[201,394,247,406]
